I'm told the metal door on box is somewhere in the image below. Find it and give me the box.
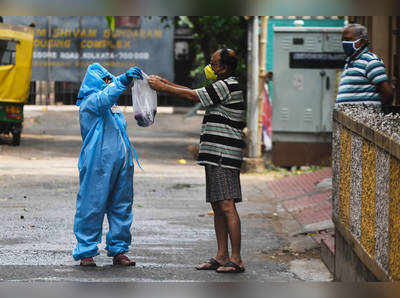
[272,27,345,138]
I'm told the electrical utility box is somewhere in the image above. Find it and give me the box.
[272,27,345,166]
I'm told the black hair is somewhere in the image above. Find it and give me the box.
[220,48,238,75]
[0,17,3,23]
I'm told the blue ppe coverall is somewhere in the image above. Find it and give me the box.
[73,63,135,260]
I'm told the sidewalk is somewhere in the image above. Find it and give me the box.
[266,168,334,259]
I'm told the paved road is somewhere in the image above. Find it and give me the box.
[0,109,330,282]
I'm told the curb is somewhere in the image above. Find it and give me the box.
[320,238,335,275]
[23,105,205,115]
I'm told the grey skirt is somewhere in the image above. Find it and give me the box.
[205,164,242,203]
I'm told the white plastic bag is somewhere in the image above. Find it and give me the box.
[131,72,157,127]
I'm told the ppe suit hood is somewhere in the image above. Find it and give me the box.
[76,63,116,106]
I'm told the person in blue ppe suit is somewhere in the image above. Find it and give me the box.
[73,63,143,267]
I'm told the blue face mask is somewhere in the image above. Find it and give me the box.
[342,38,362,57]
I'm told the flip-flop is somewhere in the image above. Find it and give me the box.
[195,258,222,270]
[216,261,245,273]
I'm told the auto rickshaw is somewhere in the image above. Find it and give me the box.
[0,23,34,146]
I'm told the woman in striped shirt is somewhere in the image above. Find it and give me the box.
[149,48,246,273]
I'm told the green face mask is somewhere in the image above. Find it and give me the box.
[204,64,217,80]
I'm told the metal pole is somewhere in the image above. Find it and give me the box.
[247,16,259,158]
[47,16,51,105]
[246,18,252,155]
[257,16,268,155]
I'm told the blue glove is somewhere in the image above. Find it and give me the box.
[119,67,143,86]
[127,66,143,80]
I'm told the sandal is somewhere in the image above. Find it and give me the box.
[113,253,136,266]
[80,257,96,267]
[195,258,222,270]
[216,261,245,273]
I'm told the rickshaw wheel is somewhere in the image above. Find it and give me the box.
[11,123,22,146]
[12,131,21,146]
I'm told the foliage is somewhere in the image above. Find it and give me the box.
[160,16,248,90]
[106,16,115,32]
[185,16,248,89]
[153,17,248,90]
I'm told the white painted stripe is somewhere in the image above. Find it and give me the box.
[374,148,390,271]
[24,105,80,112]
[23,105,205,115]
[350,132,363,241]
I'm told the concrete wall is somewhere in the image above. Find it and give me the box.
[332,110,400,281]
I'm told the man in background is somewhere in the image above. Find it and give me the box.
[336,23,393,106]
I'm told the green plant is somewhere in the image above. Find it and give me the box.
[160,16,248,89]
[186,16,247,89]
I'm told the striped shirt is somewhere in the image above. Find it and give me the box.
[195,77,246,170]
[336,47,389,105]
